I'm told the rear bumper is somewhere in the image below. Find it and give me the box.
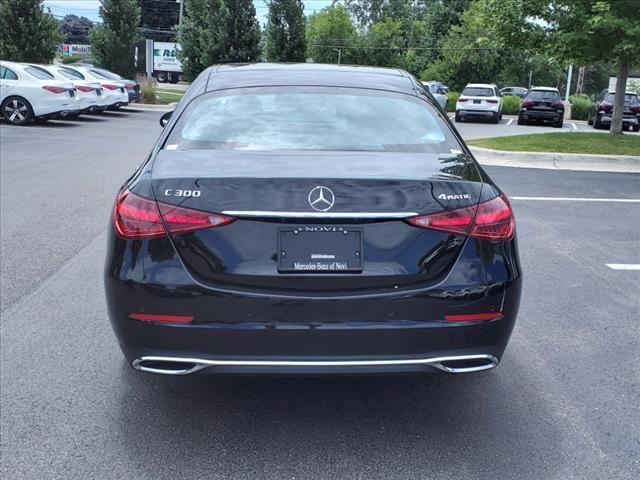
[105,228,522,375]
[457,109,499,119]
[520,109,562,122]
[599,114,638,126]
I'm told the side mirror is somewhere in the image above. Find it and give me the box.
[160,111,172,127]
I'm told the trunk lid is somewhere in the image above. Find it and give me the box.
[150,150,484,293]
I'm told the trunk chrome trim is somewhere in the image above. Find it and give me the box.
[221,211,418,219]
[132,354,499,375]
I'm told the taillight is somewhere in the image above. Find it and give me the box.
[522,100,534,108]
[551,101,564,110]
[113,189,234,239]
[630,104,640,113]
[125,82,135,89]
[406,194,515,240]
[42,85,68,94]
[75,85,94,92]
[103,83,119,90]
[457,98,468,102]
[599,102,613,111]
[487,99,498,104]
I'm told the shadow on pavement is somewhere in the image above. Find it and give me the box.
[115,357,564,479]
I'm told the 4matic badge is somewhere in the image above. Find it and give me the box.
[438,193,471,201]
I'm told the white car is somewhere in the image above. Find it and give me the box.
[45,64,107,113]
[58,65,129,110]
[422,81,449,111]
[455,83,502,123]
[0,60,80,125]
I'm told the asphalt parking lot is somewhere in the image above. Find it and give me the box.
[1,110,639,479]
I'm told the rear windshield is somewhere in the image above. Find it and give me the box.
[166,87,460,153]
[24,66,55,80]
[604,93,639,104]
[527,90,560,101]
[58,68,83,80]
[462,87,494,97]
[90,68,121,80]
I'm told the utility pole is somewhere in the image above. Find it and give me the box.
[565,64,573,101]
[576,66,585,95]
[177,0,184,27]
[333,48,342,65]
[528,70,532,90]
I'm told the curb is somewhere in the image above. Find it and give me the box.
[122,103,175,112]
[469,146,640,173]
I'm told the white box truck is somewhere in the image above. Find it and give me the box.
[153,42,182,83]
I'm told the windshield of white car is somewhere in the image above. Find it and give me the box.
[462,87,494,97]
[167,87,460,153]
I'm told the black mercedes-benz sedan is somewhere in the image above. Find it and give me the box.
[105,63,521,376]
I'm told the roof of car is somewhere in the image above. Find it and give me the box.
[465,83,496,88]
[530,86,560,92]
[204,63,417,94]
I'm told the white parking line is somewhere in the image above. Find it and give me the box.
[507,118,514,126]
[511,196,640,203]
[606,264,640,271]
[571,122,578,130]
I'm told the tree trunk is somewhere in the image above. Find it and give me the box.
[610,55,629,136]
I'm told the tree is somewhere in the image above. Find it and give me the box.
[306,5,360,64]
[544,1,640,135]
[90,0,141,77]
[224,0,261,62]
[0,0,62,63]
[139,0,179,41]
[59,15,94,44]
[265,0,306,62]
[177,0,228,80]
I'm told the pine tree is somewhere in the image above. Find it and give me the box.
[0,0,62,63]
[224,0,261,62]
[265,0,306,62]
[177,0,229,80]
[90,0,141,77]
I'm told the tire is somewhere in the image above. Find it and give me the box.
[156,71,167,83]
[168,72,179,84]
[587,113,593,125]
[553,121,563,128]
[593,113,602,129]
[499,112,503,121]
[1,96,33,125]
[517,115,524,126]
[454,111,461,122]
[633,125,639,132]
[492,113,499,124]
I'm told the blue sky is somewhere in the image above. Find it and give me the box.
[43,0,332,25]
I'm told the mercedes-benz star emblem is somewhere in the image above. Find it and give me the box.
[308,186,335,212]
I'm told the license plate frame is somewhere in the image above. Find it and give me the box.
[278,228,363,273]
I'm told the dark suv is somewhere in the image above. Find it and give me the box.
[588,90,640,131]
[517,87,564,127]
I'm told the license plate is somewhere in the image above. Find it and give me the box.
[473,99,481,104]
[278,228,363,273]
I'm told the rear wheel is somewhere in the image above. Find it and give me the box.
[1,96,33,125]
[633,125,639,132]
[587,112,593,125]
[492,113,500,124]
[454,111,461,122]
[168,72,179,84]
[593,114,602,129]
[517,115,524,126]
[156,71,167,83]
[553,121,563,128]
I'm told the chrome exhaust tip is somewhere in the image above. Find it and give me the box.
[131,354,499,376]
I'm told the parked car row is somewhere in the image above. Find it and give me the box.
[0,60,140,126]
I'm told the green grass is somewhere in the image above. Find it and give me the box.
[468,132,640,156]
[155,90,185,105]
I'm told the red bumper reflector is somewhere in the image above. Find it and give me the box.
[444,312,503,322]
[128,313,194,323]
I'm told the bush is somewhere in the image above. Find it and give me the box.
[139,76,158,104]
[446,92,459,112]
[61,56,90,64]
[501,95,522,116]
[569,95,592,120]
